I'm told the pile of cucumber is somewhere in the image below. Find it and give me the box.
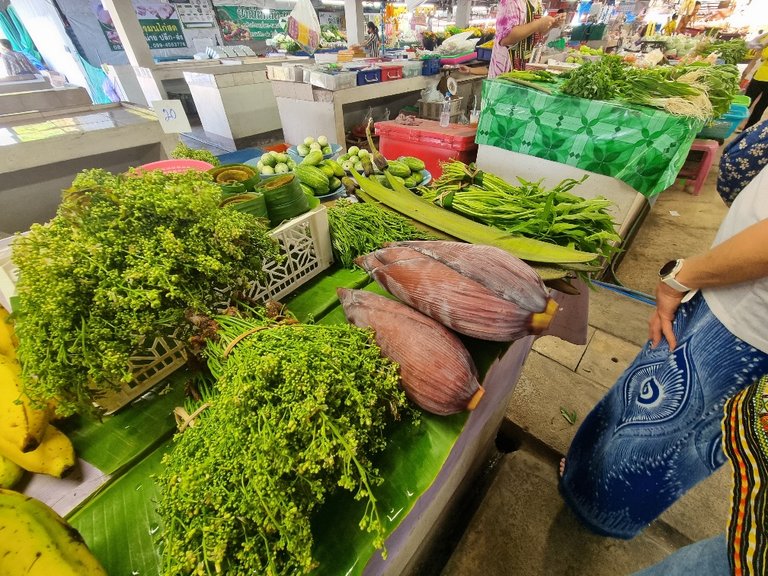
[339,149,426,189]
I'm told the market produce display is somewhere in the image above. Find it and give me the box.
[693,38,749,65]
[338,288,483,415]
[420,161,620,263]
[293,135,335,159]
[254,150,298,177]
[356,242,557,342]
[170,142,220,167]
[295,156,345,197]
[157,311,412,575]
[326,199,435,268]
[0,488,107,575]
[12,168,280,417]
[560,55,740,120]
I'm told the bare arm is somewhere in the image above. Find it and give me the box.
[649,219,768,349]
[499,15,556,47]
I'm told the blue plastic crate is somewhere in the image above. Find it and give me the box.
[476,47,492,61]
[356,68,382,86]
[422,58,441,75]
[697,104,748,140]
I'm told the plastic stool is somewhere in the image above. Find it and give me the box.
[677,139,719,196]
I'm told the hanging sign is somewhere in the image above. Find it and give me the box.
[95,2,187,51]
[214,7,291,42]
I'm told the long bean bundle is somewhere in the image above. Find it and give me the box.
[157,311,411,575]
[420,161,620,262]
[327,199,436,267]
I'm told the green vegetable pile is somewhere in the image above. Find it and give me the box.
[559,56,739,120]
[170,142,220,167]
[497,69,558,93]
[694,38,749,66]
[327,199,436,267]
[12,168,279,416]
[420,161,620,263]
[156,311,412,575]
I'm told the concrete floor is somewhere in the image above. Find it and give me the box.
[441,150,732,575]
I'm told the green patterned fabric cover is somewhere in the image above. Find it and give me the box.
[475,79,706,197]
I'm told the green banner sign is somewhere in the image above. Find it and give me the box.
[215,6,291,42]
[95,2,187,51]
[139,17,187,49]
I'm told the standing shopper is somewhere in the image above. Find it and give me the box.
[559,164,768,539]
[716,120,768,206]
[743,44,768,130]
[361,21,381,58]
[0,39,37,77]
[487,0,563,77]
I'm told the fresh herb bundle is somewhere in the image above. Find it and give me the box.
[157,313,412,575]
[694,38,749,66]
[421,161,620,263]
[170,142,221,166]
[12,168,279,416]
[327,199,436,267]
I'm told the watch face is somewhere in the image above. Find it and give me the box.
[659,259,678,276]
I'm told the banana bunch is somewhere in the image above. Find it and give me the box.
[0,488,107,575]
[0,308,75,486]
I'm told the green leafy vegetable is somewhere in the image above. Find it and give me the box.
[156,312,413,575]
[420,161,621,264]
[326,199,436,267]
[170,142,220,166]
[12,168,279,417]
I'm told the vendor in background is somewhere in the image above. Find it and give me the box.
[488,0,565,77]
[676,0,701,33]
[0,39,37,78]
[663,13,678,36]
[358,22,381,58]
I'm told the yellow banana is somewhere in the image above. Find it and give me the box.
[0,424,75,478]
[0,307,16,359]
[0,488,107,575]
[0,355,50,452]
[0,453,23,489]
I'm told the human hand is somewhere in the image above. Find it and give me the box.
[538,15,556,34]
[554,13,567,27]
[648,282,686,350]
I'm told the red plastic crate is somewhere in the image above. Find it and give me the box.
[380,64,403,82]
[375,119,478,178]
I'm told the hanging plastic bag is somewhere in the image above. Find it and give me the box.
[286,0,321,55]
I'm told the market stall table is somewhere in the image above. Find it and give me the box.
[0,102,177,237]
[271,72,484,148]
[32,264,587,576]
[474,78,705,240]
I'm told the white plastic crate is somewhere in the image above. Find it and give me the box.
[309,70,357,91]
[0,206,333,413]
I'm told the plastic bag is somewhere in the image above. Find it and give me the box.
[287,0,321,54]
[438,32,480,56]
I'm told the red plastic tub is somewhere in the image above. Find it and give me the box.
[375,119,478,178]
[380,64,404,82]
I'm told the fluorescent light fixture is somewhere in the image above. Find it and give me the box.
[391,2,434,7]
[262,8,270,15]
[321,0,345,5]
[362,1,381,7]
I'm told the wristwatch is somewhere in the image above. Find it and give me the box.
[659,259,692,293]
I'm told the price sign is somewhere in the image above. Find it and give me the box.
[151,99,192,134]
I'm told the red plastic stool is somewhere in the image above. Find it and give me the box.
[677,139,720,196]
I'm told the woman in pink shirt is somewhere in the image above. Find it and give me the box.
[488,0,563,77]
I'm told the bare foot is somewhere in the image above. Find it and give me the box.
[559,457,566,478]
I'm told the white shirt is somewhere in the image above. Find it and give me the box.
[703,164,768,353]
